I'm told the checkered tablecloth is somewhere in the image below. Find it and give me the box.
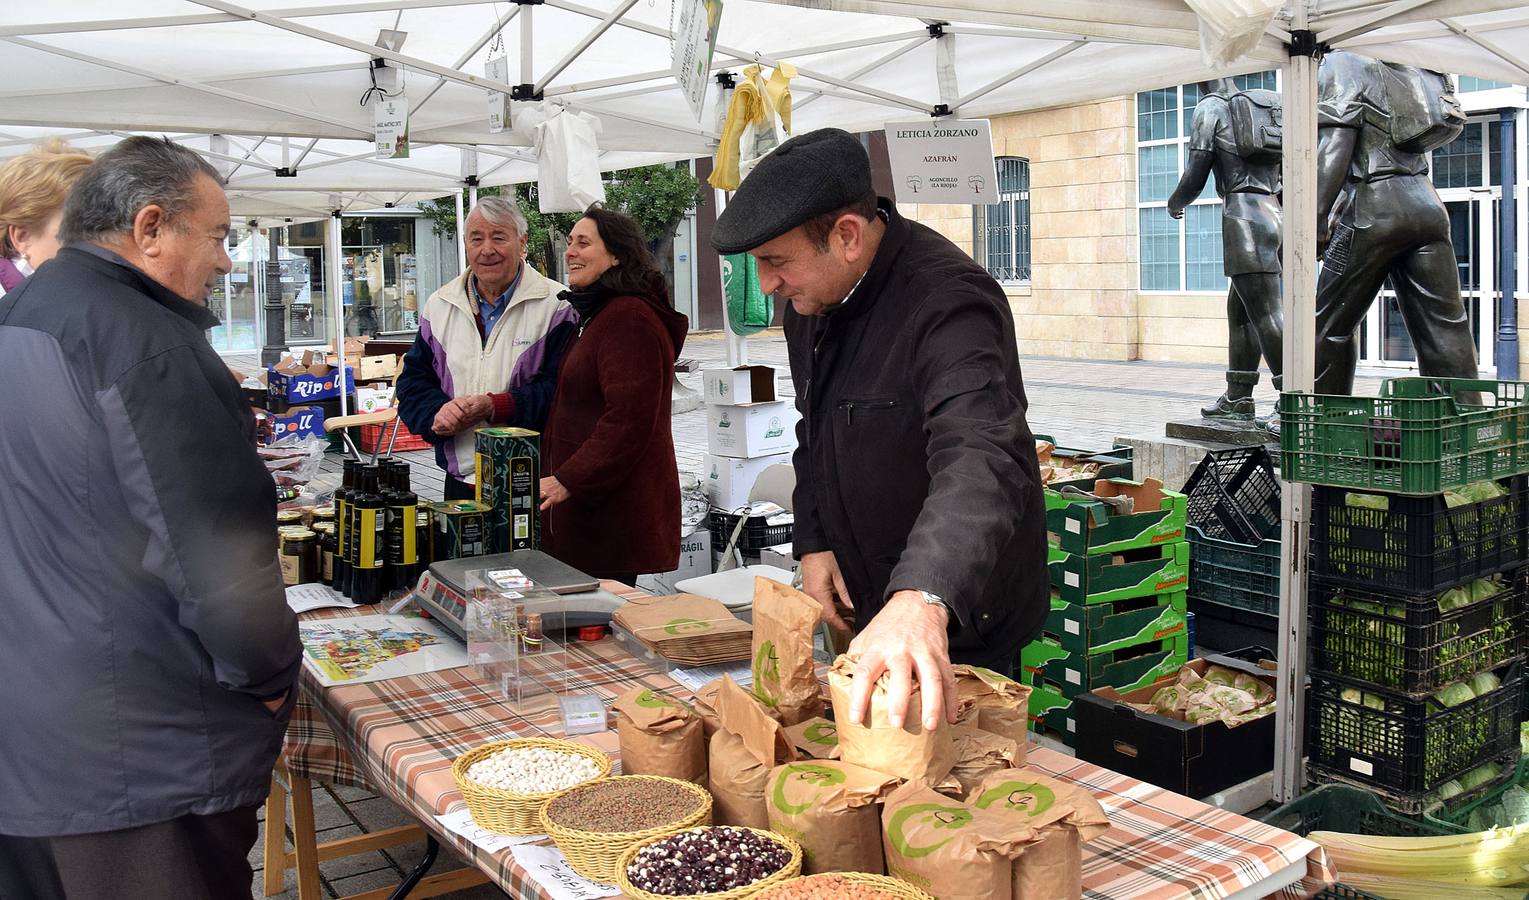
[283,587,1333,899]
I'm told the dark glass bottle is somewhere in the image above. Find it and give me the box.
[350,466,385,605]
[335,459,359,595]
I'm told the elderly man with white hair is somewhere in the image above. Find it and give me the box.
[397,195,573,499]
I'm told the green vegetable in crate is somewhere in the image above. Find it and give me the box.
[1472,672,1503,697]
[1438,586,1473,612]
[1460,762,1502,792]
[1361,692,1387,711]
[1436,779,1465,801]
[1344,492,1390,510]
[1470,577,1505,603]
[1446,481,1510,507]
[1521,722,1529,756]
[1434,681,1478,708]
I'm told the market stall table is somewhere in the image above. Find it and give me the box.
[281,587,1334,899]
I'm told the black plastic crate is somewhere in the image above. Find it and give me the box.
[1262,783,1450,837]
[1307,744,1520,817]
[1187,595,1278,657]
[1186,523,1280,616]
[1181,446,1281,544]
[1305,663,1522,801]
[1310,476,1529,594]
[1308,576,1525,695]
[709,509,792,554]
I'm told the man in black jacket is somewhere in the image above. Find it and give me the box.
[0,136,300,899]
[712,128,1047,735]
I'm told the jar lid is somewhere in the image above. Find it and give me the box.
[276,509,304,522]
[284,528,317,540]
[311,522,336,535]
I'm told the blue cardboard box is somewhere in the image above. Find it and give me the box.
[264,406,329,444]
[267,365,355,405]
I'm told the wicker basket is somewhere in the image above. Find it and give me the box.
[539,775,712,884]
[615,826,803,900]
[450,738,611,835]
[754,872,935,900]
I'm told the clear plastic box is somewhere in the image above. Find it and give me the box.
[465,569,568,706]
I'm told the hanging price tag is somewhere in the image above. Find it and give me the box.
[374,97,410,159]
[486,54,511,134]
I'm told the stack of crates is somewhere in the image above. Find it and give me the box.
[1183,447,1283,654]
[1281,376,1529,813]
[1020,468,1190,746]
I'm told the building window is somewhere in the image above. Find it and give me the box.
[1458,76,1513,93]
[1135,72,1275,292]
[973,157,1031,283]
[1432,121,1503,189]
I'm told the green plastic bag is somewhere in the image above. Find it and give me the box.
[722,252,773,335]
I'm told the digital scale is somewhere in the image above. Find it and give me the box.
[412,550,628,641]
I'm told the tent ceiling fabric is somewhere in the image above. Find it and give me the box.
[2,0,1528,220]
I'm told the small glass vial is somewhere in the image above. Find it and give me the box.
[522,612,544,654]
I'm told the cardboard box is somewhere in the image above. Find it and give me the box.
[643,527,713,594]
[706,401,799,459]
[760,543,796,572]
[430,500,491,561]
[355,386,395,414]
[703,452,791,510]
[1042,591,1188,657]
[1028,681,1077,746]
[264,405,329,444]
[474,428,540,553]
[1048,543,1190,605]
[268,363,355,406]
[358,353,400,382]
[1046,478,1187,557]
[1021,631,1190,699]
[702,365,779,405]
[1074,655,1278,798]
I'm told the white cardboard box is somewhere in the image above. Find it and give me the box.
[702,365,779,406]
[355,385,395,414]
[706,401,799,459]
[641,526,713,595]
[704,452,791,511]
[760,543,796,572]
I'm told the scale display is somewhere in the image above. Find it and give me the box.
[413,550,627,640]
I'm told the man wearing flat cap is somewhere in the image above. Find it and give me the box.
[713,127,1047,735]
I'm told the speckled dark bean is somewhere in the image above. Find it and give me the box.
[626,827,791,895]
[545,778,702,833]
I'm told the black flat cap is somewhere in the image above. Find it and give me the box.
[711,128,872,254]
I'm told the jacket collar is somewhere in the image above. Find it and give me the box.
[824,198,906,323]
[62,244,221,330]
[444,259,552,319]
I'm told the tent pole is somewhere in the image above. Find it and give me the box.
[329,206,349,417]
[1499,110,1518,379]
[454,189,467,276]
[1274,5,1319,805]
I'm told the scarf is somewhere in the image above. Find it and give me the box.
[560,283,620,326]
[0,257,25,293]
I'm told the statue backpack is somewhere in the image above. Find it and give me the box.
[1379,63,1466,154]
[1228,89,1282,163]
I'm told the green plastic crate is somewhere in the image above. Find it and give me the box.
[1422,755,1529,834]
[1262,783,1451,837]
[1186,523,1280,616]
[1049,542,1189,604]
[1020,632,1190,699]
[1046,478,1188,557]
[1280,377,1529,495]
[1042,591,1188,657]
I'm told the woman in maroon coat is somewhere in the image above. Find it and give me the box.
[538,205,688,583]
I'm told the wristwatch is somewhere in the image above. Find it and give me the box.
[916,590,951,614]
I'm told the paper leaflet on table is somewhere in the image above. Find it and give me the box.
[298,614,467,686]
[510,843,621,898]
[435,807,544,853]
[286,583,358,614]
[669,659,753,692]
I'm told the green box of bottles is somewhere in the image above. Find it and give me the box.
[1021,632,1190,699]
[475,427,540,553]
[1046,478,1188,557]
[430,500,490,561]
[1049,542,1190,604]
[1042,590,1188,657]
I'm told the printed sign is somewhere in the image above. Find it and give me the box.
[486,54,511,133]
[883,119,999,204]
[374,97,410,159]
[673,0,724,122]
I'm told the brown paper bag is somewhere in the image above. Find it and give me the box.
[751,579,825,725]
[783,717,840,760]
[613,687,706,784]
[880,781,1037,900]
[707,676,796,828]
[968,768,1111,900]
[953,665,1031,757]
[946,725,1022,799]
[829,655,956,787]
[766,760,901,875]
[691,679,724,738]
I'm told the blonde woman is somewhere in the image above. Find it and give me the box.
[0,139,92,298]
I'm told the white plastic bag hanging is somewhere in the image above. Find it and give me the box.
[1186,0,1283,69]
[530,106,606,213]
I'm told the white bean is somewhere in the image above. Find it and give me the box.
[464,746,603,793]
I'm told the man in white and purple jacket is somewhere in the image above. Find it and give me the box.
[397,196,574,499]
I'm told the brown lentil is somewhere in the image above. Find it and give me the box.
[755,874,903,899]
[626,827,790,895]
[545,777,703,833]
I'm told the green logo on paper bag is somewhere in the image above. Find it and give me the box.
[753,640,782,705]
[663,618,713,635]
[770,763,846,815]
[803,722,838,746]
[974,781,1056,817]
[887,804,973,859]
[765,416,784,438]
[635,689,679,709]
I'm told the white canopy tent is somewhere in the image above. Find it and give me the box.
[5,0,1529,803]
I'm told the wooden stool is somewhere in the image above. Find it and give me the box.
[264,759,489,899]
